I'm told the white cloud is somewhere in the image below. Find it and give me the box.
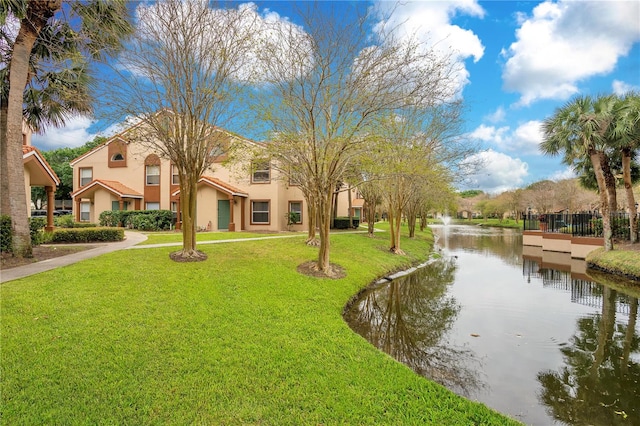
[373,0,485,96]
[502,0,640,106]
[550,167,576,181]
[31,116,96,150]
[612,80,640,96]
[468,124,509,144]
[462,150,528,194]
[484,106,506,123]
[468,120,542,155]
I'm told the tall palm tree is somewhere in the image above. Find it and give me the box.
[541,95,616,250]
[1,0,132,257]
[611,93,640,243]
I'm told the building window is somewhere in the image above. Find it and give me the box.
[146,202,160,210]
[80,168,92,186]
[171,201,178,212]
[111,153,124,161]
[80,202,90,222]
[251,200,270,224]
[146,165,160,185]
[171,165,179,185]
[288,201,302,224]
[252,160,270,183]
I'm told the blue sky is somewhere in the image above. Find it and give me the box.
[31,0,640,194]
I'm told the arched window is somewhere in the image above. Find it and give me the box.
[111,153,124,161]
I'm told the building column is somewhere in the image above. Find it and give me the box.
[228,195,235,232]
[45,186,55,231]
[175,196,181,230]
[75,198,81,222]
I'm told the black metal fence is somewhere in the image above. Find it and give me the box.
[523,211,639,241]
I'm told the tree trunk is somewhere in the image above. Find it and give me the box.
[0,102,9,217]
[306,194,319,246]
[171,178,206,261]
[600,152,618,212]
[365,200,376,237]
[621,148,638,243]
[5,2,61,257]
[316,190,332,274]
[591,150,613,251]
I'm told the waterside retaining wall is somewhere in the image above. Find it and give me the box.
[522,230,604,259]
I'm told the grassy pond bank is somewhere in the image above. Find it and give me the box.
[1,225,520,424]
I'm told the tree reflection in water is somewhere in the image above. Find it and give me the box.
[344,259,485,396]
[537,291,640,425]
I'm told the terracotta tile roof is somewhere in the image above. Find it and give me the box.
[200,176,248,196]
[22,145,60,185]
[72,179,143,198]
[171,176,248,197]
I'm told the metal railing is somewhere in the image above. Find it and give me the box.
[523,211,639,241]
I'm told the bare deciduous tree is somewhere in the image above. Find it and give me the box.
[253,3,460,276]
[108,0,259,261]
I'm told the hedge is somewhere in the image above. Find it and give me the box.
[0,216,50,253]
[0,215,11,253]
[99,210,173,231]
[332,217,360,229]
[50,227,124,243]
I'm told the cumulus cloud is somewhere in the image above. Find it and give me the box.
[468,120,543,155]
[31,116,97,150]
[550,167,576,181]
[461,150,529,193]
[613,80,640,96]
[502,0,640,106]
[373,0,485,96]
[484,106,506,123]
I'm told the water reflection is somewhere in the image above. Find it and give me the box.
[526,259,640,424]
[345,225,640,426]
[344,260,485,396]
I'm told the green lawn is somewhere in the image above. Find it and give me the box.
[138,230,285,245]
[1,226,519,425]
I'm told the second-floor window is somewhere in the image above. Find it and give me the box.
[146,165,160,185]
[171,164,179,185]
[80,168,92,186]
[252,160,270,183]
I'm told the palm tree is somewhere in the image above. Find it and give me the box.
[611,93,640,243]
[1,0,132,257]
[541,95,616,250]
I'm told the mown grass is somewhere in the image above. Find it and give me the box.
[138,230,285,245]
[1,226,519,425]
[586,246,640,281]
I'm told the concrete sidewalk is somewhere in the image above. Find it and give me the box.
[0,231,148,284]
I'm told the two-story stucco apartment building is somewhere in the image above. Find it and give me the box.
[69,121,361,232]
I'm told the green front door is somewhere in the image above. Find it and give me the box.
[218,200,230,230]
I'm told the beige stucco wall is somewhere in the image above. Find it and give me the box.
[72,130,361,231]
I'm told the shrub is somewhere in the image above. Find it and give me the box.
[100,210,173,231]
[0,215,11,253]
[29,217,47,246]
[50,227,124,243]
[332,217,360,229]
[55,214,75,228]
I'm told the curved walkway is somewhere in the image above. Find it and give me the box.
[1,231,148,284]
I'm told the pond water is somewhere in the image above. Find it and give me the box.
[344,224,640,426]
